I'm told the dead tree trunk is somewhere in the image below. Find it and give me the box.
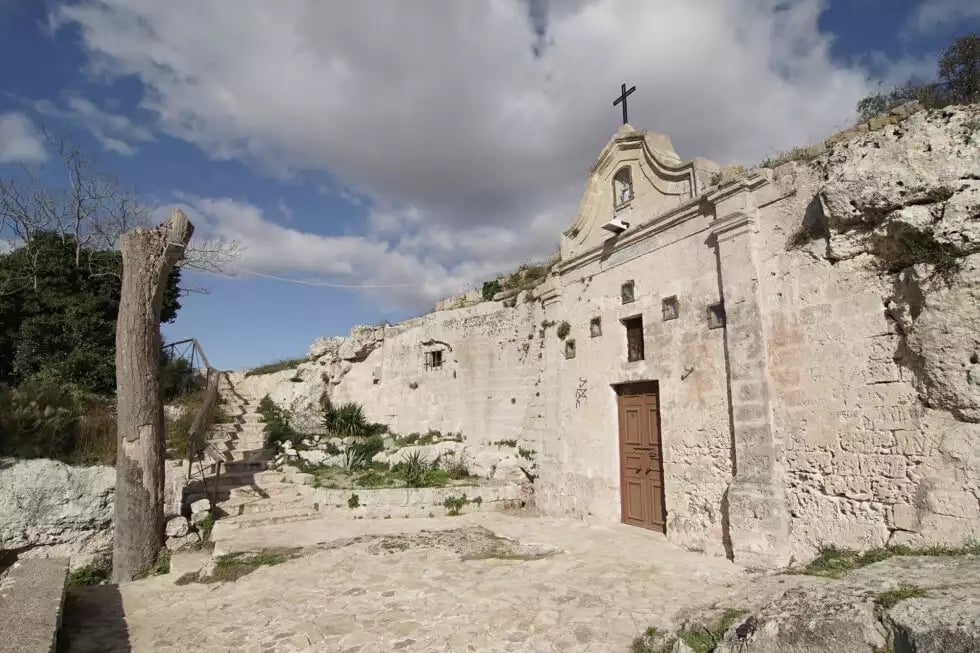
[112,209,193,582]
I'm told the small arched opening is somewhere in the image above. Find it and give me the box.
[613,166,634,207]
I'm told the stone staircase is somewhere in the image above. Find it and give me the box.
[185,374,320,531]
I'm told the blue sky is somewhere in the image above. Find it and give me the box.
[0,1,977,370]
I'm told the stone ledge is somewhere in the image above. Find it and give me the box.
[0,557,69,653]
[311,483,525,518]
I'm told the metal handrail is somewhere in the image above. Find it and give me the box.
[162,338,223,509]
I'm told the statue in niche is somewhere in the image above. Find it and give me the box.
[614,166,633,206]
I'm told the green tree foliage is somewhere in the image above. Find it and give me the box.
[938,32,980,104]
[0,376,116,465]
[481,279,501,301]
[856,33,979,121]
[0,231,181,395]
[257,395,297,447]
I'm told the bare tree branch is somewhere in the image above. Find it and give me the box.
[181,238,241,274]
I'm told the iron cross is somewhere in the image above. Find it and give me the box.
[613,82,636,125]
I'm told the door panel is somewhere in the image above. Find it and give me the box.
[618,384,666,533]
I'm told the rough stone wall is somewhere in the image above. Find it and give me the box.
[0,459,113,567]
[250,301,548,447]
[343,301,545,443]
[756,105,980,559]
[536,208,734,556]
[0,458,187,568]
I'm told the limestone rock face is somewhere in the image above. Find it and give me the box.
[887,256,980,422]
[307,336,344,360]
[888,591,980,653]
[337,325,385,362]
[232,323,390,431]
[794,105,980,426]
[230,362,328,432]
[0,458,114,567]
[818,106,980,264]
[715,586,888,653]
[717,556,980,653]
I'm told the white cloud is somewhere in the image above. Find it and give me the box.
[164,195,506,308]
[54,1,891,308]
[905,0,980,35]
[33,95,153,155]
[0,112,47,164]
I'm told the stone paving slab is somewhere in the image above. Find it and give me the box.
[0,557,69,653]
[60,513,796,653]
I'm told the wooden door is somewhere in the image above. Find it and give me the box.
[617,382,666,532]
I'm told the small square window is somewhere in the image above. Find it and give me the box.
[424,350,444,369]
[621,280,635,304]
[707,302,726,329]
[590,317,602,338]
[624,316,644,362]
[564,339,577,359]
[662,296,678,321]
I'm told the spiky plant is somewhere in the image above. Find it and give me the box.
[400,451,430,487]
[327,402,370,438]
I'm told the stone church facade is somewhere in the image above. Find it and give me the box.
[251,105,980,568]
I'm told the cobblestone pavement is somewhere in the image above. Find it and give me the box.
[61,513,798,653]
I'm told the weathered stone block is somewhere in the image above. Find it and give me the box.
[190,498,211,514]
[165,531,200,551]
[165,516,189,538]
[890,503,920,531]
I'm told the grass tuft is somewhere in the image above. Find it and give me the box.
[795,541,980,578]
[245,357,307,377]
[676,608,750,653]
[871,226,966,277]
[875,584,927,609]
[759,146,821,169]
[66,561,110,588]
[631,626,677,653]
[202,548,300,583]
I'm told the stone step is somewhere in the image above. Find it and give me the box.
[228,482,305,500]
[188,470,283,488]
[185,490,231,505]
[212,416,264,426]
[210,422,260,432]
[216,507,321,531]
[217,495,309,516]
[223,469,283,482]
[207,437,268,448]
[208,447,269,460]
[185,478,291,505]
[217,449,274,462]
[196,458,270,473]
[209,423,266,435]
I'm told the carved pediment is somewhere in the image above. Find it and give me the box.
[560,124,718,260]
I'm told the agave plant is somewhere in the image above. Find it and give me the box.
[399,450,430,487]
[326,402,370,439]
[342,446,368,472]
